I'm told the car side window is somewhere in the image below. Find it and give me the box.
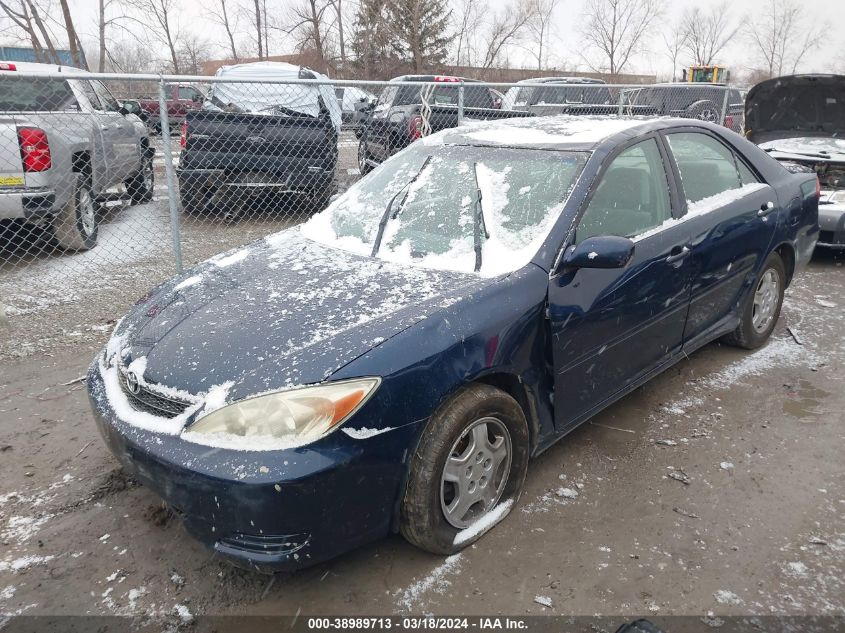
[576,138,672,243]
[91,80,120,112]
[178,86,199,100]
[80,81,101,110]
[666,132,751,203]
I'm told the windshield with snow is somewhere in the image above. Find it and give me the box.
[301,144,587,276]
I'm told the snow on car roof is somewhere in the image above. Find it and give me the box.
[0,61,83,74]
[432,116,653,149]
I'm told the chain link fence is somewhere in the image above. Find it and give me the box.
[0,66,742,360]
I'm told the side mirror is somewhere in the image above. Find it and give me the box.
[561,235,635,270]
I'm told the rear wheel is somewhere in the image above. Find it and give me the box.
[400,384,529,555]
[125,156,154,204]
[52,174,98,251]
[358,139,374,175]
[685,100,721,123]
[179,184,207,216]
[723,252,785,349]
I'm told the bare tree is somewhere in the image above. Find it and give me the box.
[58,0,86,68]
[452,0,482,66]
[580,0,662,76]
[177,33,213,74]
[522,0,560,71]
[480,4,530,70]
[206,0,239,61]
[0,1,58,63]
[284,0,333,71]
[746,0,821,78]
[661,20,684,82]
[122,0,182,73]
[330,0,346,71]
[680,2,739,67]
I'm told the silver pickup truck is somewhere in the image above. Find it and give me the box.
[0,62,154,251]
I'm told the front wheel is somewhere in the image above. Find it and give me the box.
[125,157,154,204]
[358,139,374,175]
[52,174,98,251]
[400,384,529,555]
[723,252,786,349]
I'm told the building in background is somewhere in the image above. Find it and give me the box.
[0,46,88,69]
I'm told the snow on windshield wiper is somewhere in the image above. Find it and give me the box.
[764,147,831,159]
[371,156,432,257]
[471,162,490,273]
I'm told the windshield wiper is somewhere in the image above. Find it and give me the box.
[764,147,831,159]
[371,156,432,257]
[471,162,490,272]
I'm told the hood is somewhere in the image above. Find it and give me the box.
[746,74,845,143]
[758,136,845,164]
[111,230,490,401]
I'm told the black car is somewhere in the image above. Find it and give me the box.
[624,83,744,132]
[89,116,818,572]
[357,75,531,174]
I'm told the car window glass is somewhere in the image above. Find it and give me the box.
[377,86,397,107]
[576,138,671,243]
[736,158,758,185]
[666,132,744,203]
[92,80,119,111]
[80,81,101,110]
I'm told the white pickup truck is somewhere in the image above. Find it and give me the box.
[0,62,154,251]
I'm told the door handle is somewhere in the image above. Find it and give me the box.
[757,201,776,217]
[665,245,690,265]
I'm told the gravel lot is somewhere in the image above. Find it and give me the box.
[0,249,842,625]
[0,130,843,626]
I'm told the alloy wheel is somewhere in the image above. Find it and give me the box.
[752,268,779,333]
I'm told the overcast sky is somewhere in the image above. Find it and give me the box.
[62,0,845,80]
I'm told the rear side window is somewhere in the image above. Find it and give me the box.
[394,84,493,108]
[0,77,77,111]
[576,138,672,242]
[666,132,756,204]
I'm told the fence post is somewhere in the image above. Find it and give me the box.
[617,88,625,117]
[157,77,184,275]
[457,81,465,126]
[720,86,730,126]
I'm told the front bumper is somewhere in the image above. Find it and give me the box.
[87,361,419,573]
[817,199,845,248]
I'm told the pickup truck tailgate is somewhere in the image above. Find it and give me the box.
[0,116,25,187]
[181,110,337,174]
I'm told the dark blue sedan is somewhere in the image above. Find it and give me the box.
[88,116,819,573]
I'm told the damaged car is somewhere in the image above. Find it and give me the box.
[89,116,819,573]
[746,74,845,249]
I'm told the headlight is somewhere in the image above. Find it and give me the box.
[184,378,380,449]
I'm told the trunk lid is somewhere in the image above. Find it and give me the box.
[0,116,25,187]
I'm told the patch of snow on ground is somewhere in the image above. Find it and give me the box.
[0,555,54,573]
[786,561,808,576]
[713,590,743,605]
[0,585,15,601]
[395,554,462,611]
[2,515,50,543]
[341,426,394,439]
[173,604,193,623]
[453,499,513,546]
[534,595,553,608]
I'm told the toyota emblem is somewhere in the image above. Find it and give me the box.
[126,371,141,395]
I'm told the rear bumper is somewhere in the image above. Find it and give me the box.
[177,167,335,196]
[817,202,845,248]
[87,360,417,573]
[0,187,57,221]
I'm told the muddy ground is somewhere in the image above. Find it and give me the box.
[0,251,843,628]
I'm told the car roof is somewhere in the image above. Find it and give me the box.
[515,76,606,85]
[431,116,664,151]
[0,60,83,74]
[391,75,482,84]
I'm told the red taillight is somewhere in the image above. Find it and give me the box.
[434,76,460,82]
[180,120,188,148]
[18,127,51,172]
[723,115,734,129]
[408,115,423,140]
[0,62,17,71]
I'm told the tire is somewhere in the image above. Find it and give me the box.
[125,156,154,204]
[723,252,786,349]
[685,100,721,123]
[310,183,336,212]
[400,383,529,555]
[179,184,206,216]
[358,139,374,175]
[52,174,98,251]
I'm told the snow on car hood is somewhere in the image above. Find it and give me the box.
[106,230,488,402]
